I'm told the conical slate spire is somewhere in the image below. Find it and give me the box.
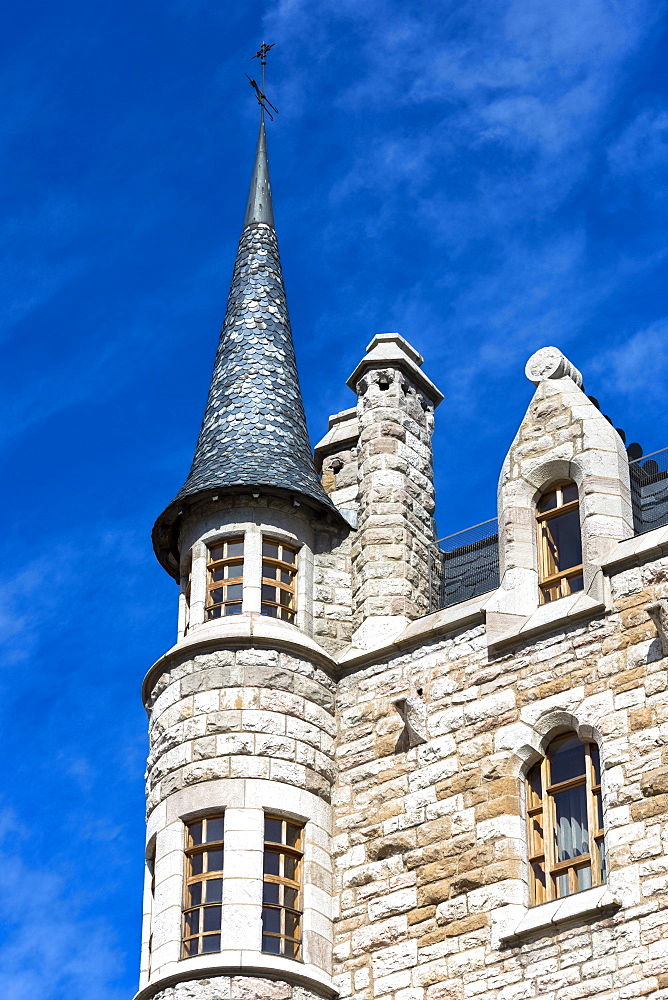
[153,121,340,577]
[244,120,274,227]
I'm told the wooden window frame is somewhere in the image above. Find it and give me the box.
[182,815,225,957]
[536,481,583,604]
[262,815,303,960]
[261,538,297,624]
[526,735,605,905]
[206,538,244,619]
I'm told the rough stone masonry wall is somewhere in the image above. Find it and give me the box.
[145,647,337,815]
[313,411,359,653]
[312,525,355,656]
[331,552,668,1000]
[351,368,437,630]
[149,974,326,1000]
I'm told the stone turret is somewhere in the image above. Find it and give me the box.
[346,333,443,647]
[137,120,345,1000]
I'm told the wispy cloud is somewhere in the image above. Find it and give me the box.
[589,319,668,396]
[0,808,127,1000]
[263,0,668,438]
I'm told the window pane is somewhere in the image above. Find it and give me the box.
[263,851,280,876]
[263,541,279,559]
[591,745,601,785]
[206,817,224,843]
[577,865,592,891]
[284,855,298,881]
[285,911,300,938]
[202,934,220,953]
[185,910,200,935]
[225,583,242,601]
[203,906,222,932]
[284,886,299,909]
[598,838,607,883]
[263,563,278,579]
[550,737,586,784]
[261,604,277,617]
[262,907,281,934]
[538,491,558,513]
[206,605,222,620]
[224,561,243,578]
[211,567,226,583]
[596,794,603,832]
[280,569,294,584]
[555,872,570,898]
[188,883,202,907]
[209,545,224,562]
[263,934,281,954]
[286,823,301,849]
[206,849,223,872]
[224,603,242,615]
[184,937,199,956]
[263,882,280,904]
[210,587,225,605]
[282,547,296,564]
[546,509,582,572]
[279,589,292,607]
[527,763,542,805]
[205,879,223,903]
[227,541,244,558]
[568,574,584,593]
[265,818,283,842]
[562,483,578,504]
[188,822,203,847]
[262,584,277,602]
[553,785,589,862]
[190,853,203,876]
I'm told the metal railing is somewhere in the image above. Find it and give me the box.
[427,445,668,613]
[629,447,668,534]
[428,518,499,611]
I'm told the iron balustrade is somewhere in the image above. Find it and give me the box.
[427,446,668,612]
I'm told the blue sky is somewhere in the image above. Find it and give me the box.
[1,0,668,996]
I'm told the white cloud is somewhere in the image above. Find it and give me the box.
[589,319,668,396]
[0,808,126,1000]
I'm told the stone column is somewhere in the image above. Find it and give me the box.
[347,334,443,647]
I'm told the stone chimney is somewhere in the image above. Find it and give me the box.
[346,334,443,647]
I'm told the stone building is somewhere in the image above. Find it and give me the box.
[135,118,668,1000]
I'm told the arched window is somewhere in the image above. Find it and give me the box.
[536,481,583,603]
[526,734,605,905]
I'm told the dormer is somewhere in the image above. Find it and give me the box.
[486,346,633,646]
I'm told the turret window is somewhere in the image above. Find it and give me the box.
[526,735,605,904]
[182,815,224,956]
[261,539,297,622]
[262,815,303,959]
[537,482,583,603]
[206,538,244,618]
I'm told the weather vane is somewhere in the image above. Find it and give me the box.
[247,42,279,121]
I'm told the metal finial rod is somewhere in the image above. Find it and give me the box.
[250,42,278,122]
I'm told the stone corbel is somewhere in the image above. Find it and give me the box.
[393,696,428,750]
[646,599,668,656]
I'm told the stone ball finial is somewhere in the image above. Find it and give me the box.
[525,347,583,387]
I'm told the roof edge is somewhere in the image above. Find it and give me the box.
[152,483,350,580]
